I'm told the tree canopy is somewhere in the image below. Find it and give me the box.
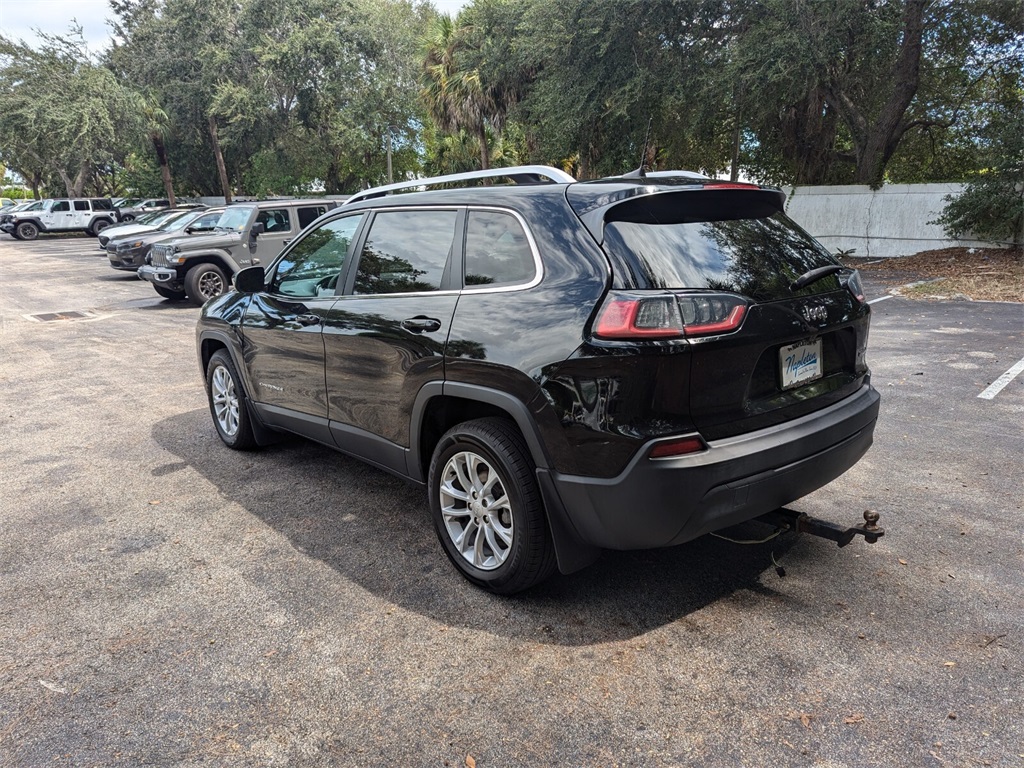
[0,0,1019,200]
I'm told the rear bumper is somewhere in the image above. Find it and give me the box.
[549,384,881,550]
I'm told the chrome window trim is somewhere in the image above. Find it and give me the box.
[329,204,543,299]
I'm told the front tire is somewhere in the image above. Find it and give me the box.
[205,350,257,450]
[185,263,227,306]
[154,285,187,301]
[15,222,38,241]
[428,418,556,594]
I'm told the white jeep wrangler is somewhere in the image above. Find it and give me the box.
[4,198,120,240]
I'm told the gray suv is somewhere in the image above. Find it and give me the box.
[137,199,337,304]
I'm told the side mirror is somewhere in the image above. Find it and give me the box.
[248,221,264,254]
[234,265,266,294]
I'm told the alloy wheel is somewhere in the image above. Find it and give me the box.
[210,365,239,437]
[439,450,515,570]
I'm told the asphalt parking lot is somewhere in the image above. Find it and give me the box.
[1,235,1021,767]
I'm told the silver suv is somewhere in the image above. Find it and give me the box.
[137,199,338,304]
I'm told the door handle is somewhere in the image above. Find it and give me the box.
[401,316,442,333]
[295,314,321,327]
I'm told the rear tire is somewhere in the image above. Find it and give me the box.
[185,263,228,306]
[15,222,38,241]
[428,418,556,594]
[205,350,257,450]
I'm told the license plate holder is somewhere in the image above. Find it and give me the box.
[780,339,823,390]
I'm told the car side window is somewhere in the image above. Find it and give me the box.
[464,210,535,287]
[93,199,113,211]
[52,201,70,212]
[74,200,91,212]
[256,208,292,233]
[270,214,364,298]
[297,206,328,229]
[353,210,457,295]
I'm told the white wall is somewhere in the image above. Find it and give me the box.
[783,183,1003,258]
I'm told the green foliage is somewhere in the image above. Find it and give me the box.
[932,89,1024,246]
[117,152,168,197]
[0,27,146,196]
[1,0,1019,198]
[0,187,34,200]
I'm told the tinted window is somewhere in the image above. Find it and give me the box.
[297,206,328,229]
[52,201,70,212]
[464,210,535,287]
[271,215,364,298]
[354,210,457,295]
[603,213,841,301]
[256,208,292,233]
[73,200,90,212]
[92,199,113,211]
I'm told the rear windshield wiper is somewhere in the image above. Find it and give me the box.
[791,264,845,292]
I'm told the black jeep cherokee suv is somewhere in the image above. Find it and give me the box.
[196,166,880,593]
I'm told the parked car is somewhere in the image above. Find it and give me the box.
[0,200,41,230]
[116,198,170,221]
[108,207,224,272]
[194,166,881,593]
[2,198,119,240]
[1,198,19,207]
[99,207,207,250]
[138,199,338,305]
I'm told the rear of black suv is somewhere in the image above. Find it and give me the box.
[545,181,879,551]
[196,169,879,594]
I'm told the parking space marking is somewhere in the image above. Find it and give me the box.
[978,356,1024,400]
[868,296,893,305]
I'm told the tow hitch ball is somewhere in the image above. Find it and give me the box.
[757,508,884,548]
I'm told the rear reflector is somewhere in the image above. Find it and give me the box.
[649,436,707,458]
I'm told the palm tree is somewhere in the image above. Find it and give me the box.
[421,15,497,171]
[140,94,176,206]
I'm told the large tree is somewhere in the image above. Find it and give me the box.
[0,29,145,197]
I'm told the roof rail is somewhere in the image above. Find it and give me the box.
[345,165,577,206]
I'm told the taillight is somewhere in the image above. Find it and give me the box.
[841,270,866,304]
[594,292,747,340]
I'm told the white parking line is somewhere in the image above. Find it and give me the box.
[978,356,1024,400]
[868,296,893,305]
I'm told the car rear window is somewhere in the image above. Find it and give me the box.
[603,211,842,301]
[297,205,329,229]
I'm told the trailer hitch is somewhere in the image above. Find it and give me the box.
[756,508,883,548]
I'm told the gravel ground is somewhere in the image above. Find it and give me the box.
[1,237,1021,767]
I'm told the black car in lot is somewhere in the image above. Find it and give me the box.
[195,166,880,593]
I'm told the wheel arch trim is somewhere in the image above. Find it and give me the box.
[198,330,278,446]
[408,381,552,483]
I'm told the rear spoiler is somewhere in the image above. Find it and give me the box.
[568,183,786,245]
